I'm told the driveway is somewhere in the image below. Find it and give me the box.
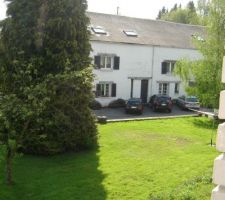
[94,105,200,120]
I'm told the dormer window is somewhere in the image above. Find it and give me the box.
[123,30,138,37]
[92,26,107,35]
[191,34,204,42]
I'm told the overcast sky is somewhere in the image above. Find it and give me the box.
[0,0,198,20]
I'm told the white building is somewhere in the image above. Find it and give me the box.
[88,12,204,107]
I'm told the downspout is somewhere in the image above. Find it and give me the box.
[150,46,155,97]
[130,79,133,98]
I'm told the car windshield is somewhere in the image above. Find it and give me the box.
[186,97,198,102]
[127,99,141,105]
[158,96,170,101]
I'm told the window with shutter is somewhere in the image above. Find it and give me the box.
[94,54,120,70]
[113,56,120,70]
[94,56,101,69]
[96,84,101,97]
[161,62,168,74]
[96,82,115,97]
[111,84,117,97]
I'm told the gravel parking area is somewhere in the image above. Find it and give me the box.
[94,105,200,120]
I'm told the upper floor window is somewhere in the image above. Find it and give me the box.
[161,61,176,74]
[191,34,205,42]
[101,55,113,69]
[94,54,120,70]
[188,81,196,87]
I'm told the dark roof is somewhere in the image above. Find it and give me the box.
[87,12,205,49]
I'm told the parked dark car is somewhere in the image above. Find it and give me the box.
[176,95,200,110]
[148,95,173,112]
[125,98,144,114]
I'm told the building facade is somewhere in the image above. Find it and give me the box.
[88,12,204,106]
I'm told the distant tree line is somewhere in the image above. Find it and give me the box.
[157,0,210,25]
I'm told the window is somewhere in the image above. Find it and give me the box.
[94,55,120,70]
[100,56,113,69]
[96,83,116,97]
[123,30,138,37]
[175,83,180,94]
[161,61,176,74]
[158,83,169,95]
[92,26,107,35]
[191,34,205,42]
[188,81,196,87]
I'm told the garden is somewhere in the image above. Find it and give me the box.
[0,117,218,200]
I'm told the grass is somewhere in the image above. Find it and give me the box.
[0,117,218,200]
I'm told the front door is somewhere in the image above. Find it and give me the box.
[141,80,148,103]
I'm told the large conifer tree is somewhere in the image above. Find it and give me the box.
[0,0,97,159]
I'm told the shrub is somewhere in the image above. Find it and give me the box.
[108,98,126,108]
[90,100,102,110]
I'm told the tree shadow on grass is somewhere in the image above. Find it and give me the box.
[192,118,218,130]
[0,150,107,200]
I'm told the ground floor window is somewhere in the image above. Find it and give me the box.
[188,81,196,87]
[174,83,180,94]
[96,83,117,97]
[158,83,169,95]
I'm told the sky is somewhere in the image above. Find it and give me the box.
[0,0,198,20]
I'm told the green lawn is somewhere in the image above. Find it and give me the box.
[0,117,218,200]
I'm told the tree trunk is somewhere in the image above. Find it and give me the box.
[6,146,13,185]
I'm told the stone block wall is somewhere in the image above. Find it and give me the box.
[212,57,225,199]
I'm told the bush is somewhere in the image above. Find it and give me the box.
[108,98,126,108]
[19,70,98,155]
[90,100,102,110]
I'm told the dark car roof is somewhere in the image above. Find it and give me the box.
[186,96,198,99]
[179,95,198,99]
[128,98,142,101]
[152,95,171,98]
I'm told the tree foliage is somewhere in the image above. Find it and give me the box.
[157,0,209,25]
[0,0,97,165]
[174,0,225,108]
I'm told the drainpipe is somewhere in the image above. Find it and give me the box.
[150,46,155,97]
[130,79,133,98]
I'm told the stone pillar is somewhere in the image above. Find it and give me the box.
[212,57,225,199]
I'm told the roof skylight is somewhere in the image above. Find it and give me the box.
[191,34,204,42]
[123,30,138,37]
[92,26,107,35]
